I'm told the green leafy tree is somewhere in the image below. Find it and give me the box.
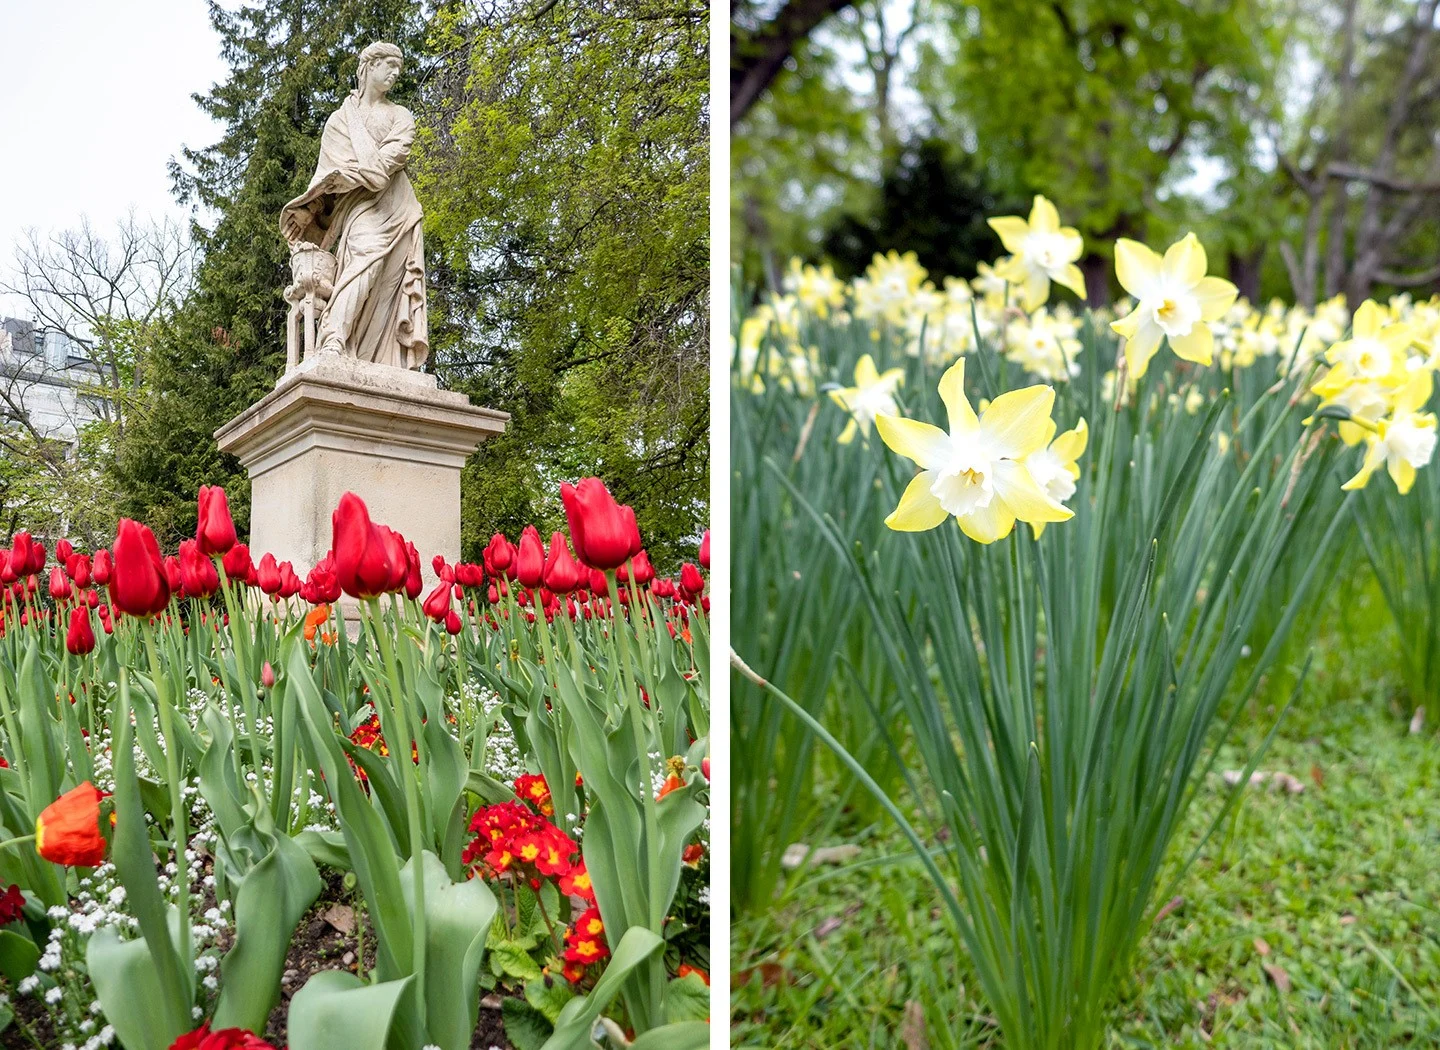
[415,0,710,566]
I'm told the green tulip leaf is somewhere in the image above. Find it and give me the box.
[628,1021,710,1050]
[0,929,39,982]
[286,969,414,1050]
[539,926,664,1050]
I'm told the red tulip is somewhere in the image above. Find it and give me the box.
[305,554,341,604]
[456,562,483,588]
[27,541,46,575]
[178,540,220,599]
[422,580,451,622]
[699,530,710,570]
[67,553,91,588]
[445,609,462,635]
[163,556,184,595]
[432,554,454,583]
[91,549,112,586]
[542,532,583,593]
[196,485,238,555]
[588,567,609,595]
[66,606,96,656]
[0,551,14,585]
[85,589,99,609]
[279,562,302,599]
[561,478,635,570]
[10,534,33,576]
[221,543,252,583]
[55,539,73,564]
[256,553,281,596]
[48,567,70,602]
[516,526,545,589]
[680,562,704,597]
[628,550,655,587]
[485,533,515,574]
[110,519,170,617]
[332,493,399,599]
[403,541,422,600]
[261,662,276,688]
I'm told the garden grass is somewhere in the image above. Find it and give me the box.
[732,607,1440,1048]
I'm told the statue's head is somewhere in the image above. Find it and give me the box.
[355,42,403,98]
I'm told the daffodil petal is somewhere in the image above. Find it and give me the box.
[875,414,950,470]
[1057,263,1087,300]
[980,384,1056,458]
[854,353,879,386]
[1051,417,1088,463]
[1022,273,1051,311]
[1390,455,1417,495]
[1122,318,1164,378]
[1029,195,1060,233]
[1396,369,1434,415]
[1194,276,1238,321]
[988,216,1031,254]
[937,359,980,435]
[885,472,948,531]
[1162,233,1207,286]
[1341,440,1384,491]
[1351,300,1383,340]
[837,418,858,445]
[994,460,1073,524]
[1114,238,1161,299]
[957,500,1016,544]
[1169,325,1214,366]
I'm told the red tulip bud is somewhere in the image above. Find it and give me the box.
[196,485,238,554]
[560,478,634,570]
[680,562,704,597]
[178,539,220,599]
[404,541,423,600]
[65,606,95,656]
[332,493,399,599]
[515,526,545,589]
[261,661,276,688]
[109,519,170,617]
[221,543,252,583]
[91,548,112,586]
[48,566,70,602]
[542,532,583,593]
[445,609,462,635]
[699,530,709,570]
[256,553,282,596]
[485,533,514,573]
[422,580,451,622]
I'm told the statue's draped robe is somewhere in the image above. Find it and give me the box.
[280,95,428,369]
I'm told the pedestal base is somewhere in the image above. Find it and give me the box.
[215,354,508,596]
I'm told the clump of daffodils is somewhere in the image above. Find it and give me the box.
[1310,299,1438,493]
[875,359,1077,543]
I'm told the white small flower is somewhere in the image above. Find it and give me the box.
[45,986,63,1004]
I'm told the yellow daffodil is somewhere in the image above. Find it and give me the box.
[875,359,1073,543]
[1110,233,1238,379]
[972,260,1009,305]
[1324,300,1413,381]
[829,354,905,444]
[988,195,1087,311]
[1342,369,1437,494]
[853,250,930,324]
[1005,306,1082,382]
[784,259,847,318]
[1025,417,1087,537]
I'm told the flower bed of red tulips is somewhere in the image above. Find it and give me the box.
[0,479,710,1050]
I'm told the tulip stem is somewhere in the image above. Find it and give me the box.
[0,834,36,852]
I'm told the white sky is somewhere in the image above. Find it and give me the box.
[0,1,227,314]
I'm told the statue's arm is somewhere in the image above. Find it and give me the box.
[374,108,415,177]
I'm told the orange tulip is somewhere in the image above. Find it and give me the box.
[36,782,106,867]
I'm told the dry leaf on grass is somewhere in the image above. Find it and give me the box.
[1153,896,1185,924]
[781,843,862,870]
[900,1000,928,1050]
[1263,962,1291,993]
[1253,937,1270,956]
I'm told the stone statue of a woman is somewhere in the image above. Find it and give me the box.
[280,42,428,370]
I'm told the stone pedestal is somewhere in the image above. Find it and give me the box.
[214,354,508,597]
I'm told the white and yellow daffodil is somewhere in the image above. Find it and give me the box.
[1342,369,1438,495]
[1025,417,1087,537]
[1005,306,1082,382]
[988,195,1087,311]
[784,259,847,318]
[875,359,1073,543]
[829,354,905,444]
[1324,299,1414,381]
[1110,233,1238,379]
[853,250,930,324]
